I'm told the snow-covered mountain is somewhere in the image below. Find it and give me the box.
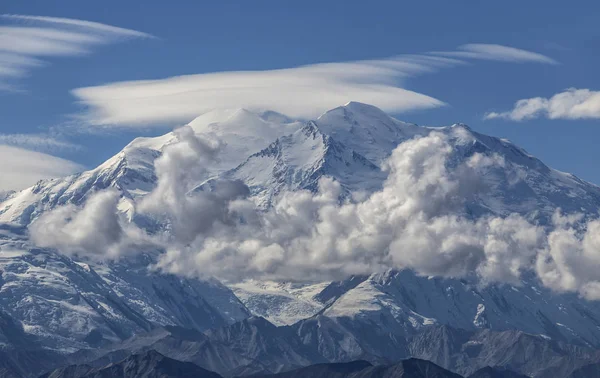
[290,270,600,361]
[222,120,387,207]
[3,101,599,226]
[0,227,249,353]
[0,108,302,226]
[3,102,600,376]
[316,101,425,165]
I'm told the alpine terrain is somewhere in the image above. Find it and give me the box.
[1,102,600,377]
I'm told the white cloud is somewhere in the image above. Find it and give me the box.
[29,189,153,259]
[485,88,600,121]
[0,133,82,153]
[70,44,555,127]
[150,132,544,284]
[1,14,153,39]
[0,145,83,191]
[138,126,248,245]
[0,14,152,89]
[0,53,42,77]
[71,57,447,126]
[147,132,600,300]
[29,129,600,299]
[536,212,600,300]
[433,43,558,65]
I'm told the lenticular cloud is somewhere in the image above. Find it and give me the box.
[29,128,600,300]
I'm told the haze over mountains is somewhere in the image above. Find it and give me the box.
[2,102,600,377]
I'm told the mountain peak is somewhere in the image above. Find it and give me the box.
[318,101,391,123]
[188,108,295,132]
[343,100,389,113]
[451,122,473,131]
[316,102,423,165]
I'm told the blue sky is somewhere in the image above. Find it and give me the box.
[1,0,600,190]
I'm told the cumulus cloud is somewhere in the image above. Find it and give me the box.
[150,132,545,285]
[536,212,600,300]
[0,14,152,89]
[29,129,600,300]
[69,44,555,127]
[149,132,600,300]
[138,125,249,245]
[0,145,83,191]
[485,88,600,121]
[28,126,248,260]
[29,189,152,259]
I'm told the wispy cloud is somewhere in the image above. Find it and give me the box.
[0,145,83,191]
[1,14,153,39]
[70,44,556,127]
[0,53,42,77]
[0,133,82,153]
[433,43,558,65]
[71,57,447,127]
[485,88,600,121]
[0,14,152,90]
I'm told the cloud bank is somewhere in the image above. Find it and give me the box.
[485,88,600,121]
[0,145,83,191]
[151,131,544,285]
[30,189,152,259]
[69,44,556,127]
[0,14,152,90]
[29,128,600,300]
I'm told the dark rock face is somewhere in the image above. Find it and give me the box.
[247,360,373,378]
[250,358,462,378]
[40,350,222,378]
[351,359,464,378]
[568,362,600,378]
[406,325,600,377]
[27,319,600,378]
[467,366,529,378]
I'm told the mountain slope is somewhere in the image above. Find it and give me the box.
[0,229,249,352]
[0,109,301,226]
[222,120,386,207]
[2,102,600,376]
[204,316,325,374]
[33,317,600,378]
[4,102,600,227]
[568,362,600,378]
[317,269,600,347]
[467,367,529,378]
[40,350,222,378]
[315,101,425,165]
[252,358,462,378]
[249,360,373,378]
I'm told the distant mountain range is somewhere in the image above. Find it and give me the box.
[39,350,529,378]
